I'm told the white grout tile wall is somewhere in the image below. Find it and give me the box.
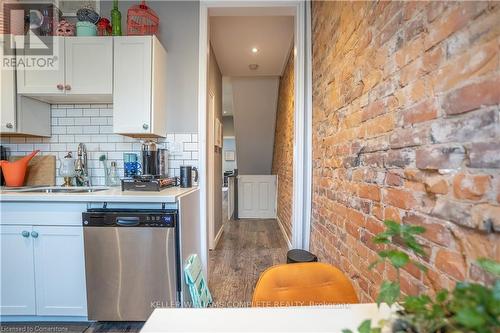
[0,104,199,186]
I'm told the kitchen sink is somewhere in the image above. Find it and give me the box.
[2,186,109,193]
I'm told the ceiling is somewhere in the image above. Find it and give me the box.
[210,16,294,77]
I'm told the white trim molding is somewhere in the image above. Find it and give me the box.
[291,0,313,250]
[199,1,313,276]
[198,2,209,278]
[277,216,293,250]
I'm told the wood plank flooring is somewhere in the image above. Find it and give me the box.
[208,218,289,307]
[1,219,288,331]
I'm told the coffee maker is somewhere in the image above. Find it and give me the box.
[141,141,158,176]
[121,142,173,191]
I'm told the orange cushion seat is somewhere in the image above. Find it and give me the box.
[252,262,359,307]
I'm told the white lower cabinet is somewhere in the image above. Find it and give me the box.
[0,226,36,315]
[0,225,87,317]
[33,226,87,316]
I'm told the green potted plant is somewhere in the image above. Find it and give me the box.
[343,220,500,333]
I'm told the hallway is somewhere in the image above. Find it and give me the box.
[208,219,289,307]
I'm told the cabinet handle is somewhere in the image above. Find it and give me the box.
[57,84,64,90]
[31,231,39,238]
[22,230,30,238]
[6,123,13,129]
[142,123,149,130]
[65,84,71,91]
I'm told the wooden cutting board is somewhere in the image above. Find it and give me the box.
[9,155,56,186]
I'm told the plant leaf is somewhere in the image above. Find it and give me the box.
[357,320,372,333]
[436,289,448,303]
[341,330,353,333]
[377,281,400,307]
[384,220,400,234]
[477,258,500,277]
[403,225,426,235]
[373,234,390,244]
[454,308,486,328]
[387,251,409,269]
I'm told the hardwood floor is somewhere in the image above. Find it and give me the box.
[208,218,289,307]
[1,219,288,331]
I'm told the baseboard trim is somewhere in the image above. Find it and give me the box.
[213,225,224,249]
[276,216,292,249]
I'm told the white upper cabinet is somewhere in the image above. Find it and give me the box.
[113,36,167,137]
[0,36,17,134]
[1,35,51,136]
[16,36,65,95]
[16,37,113,104]
[65,37,113,98]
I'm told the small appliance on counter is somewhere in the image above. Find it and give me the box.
[142,140,158,176]
[121,175,177,192]
[180,165,198,188]
[157,148,169,177]
[121,142,173,191]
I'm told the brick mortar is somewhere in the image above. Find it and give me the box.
[272,50,295,241]
[310,1,500,302]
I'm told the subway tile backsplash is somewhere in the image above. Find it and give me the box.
[0,104,198,186]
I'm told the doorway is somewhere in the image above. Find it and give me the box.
[198,1,311,306]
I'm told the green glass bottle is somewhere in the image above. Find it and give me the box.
[111,0,122,36]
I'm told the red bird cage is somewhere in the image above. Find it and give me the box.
[127,1,159,36]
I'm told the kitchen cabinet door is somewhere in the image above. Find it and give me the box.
[0,226,36,315]
[65,37,112,96]
[0,36,16,133]
[113,36,153,135]
[16,37,65,95]
[33,226,87,316]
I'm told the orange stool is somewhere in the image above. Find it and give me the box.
[252,262,359,307]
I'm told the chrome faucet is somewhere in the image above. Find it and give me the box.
[75,143,90,186]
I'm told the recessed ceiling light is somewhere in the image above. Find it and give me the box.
[251,47,258,53]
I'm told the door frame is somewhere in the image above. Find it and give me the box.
[198,0,313,275]
[207,89,216,250]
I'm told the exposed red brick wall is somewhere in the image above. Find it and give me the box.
[272,51,294,242]
[310,1,500,302]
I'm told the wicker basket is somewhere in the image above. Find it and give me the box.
[127,1,159,36]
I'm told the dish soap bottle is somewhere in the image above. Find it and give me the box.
[108,161,121,186]
[111,0,122,36]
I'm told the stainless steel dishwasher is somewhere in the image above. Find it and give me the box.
[82,209,180,321]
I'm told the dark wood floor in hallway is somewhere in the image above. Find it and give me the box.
[208,218,289,307]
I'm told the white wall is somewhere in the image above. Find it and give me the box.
[0,104,199,186]
[222,116,235,137]
[223,137,237,172]
[100,1,200,133]
[231,77,279,175]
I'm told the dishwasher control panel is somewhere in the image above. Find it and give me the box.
[82,209,177,228]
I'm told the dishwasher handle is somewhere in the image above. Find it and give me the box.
[116,217,140,227]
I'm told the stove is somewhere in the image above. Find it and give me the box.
[121,175,177,192]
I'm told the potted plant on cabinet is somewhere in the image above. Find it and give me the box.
[343,220,500,333]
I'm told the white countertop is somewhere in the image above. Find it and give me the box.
[141,304,393,333]
[0,186,198,203]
